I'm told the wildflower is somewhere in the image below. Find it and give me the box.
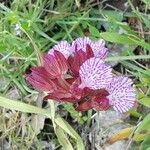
[25,37,136,113]
[14,24,21,36]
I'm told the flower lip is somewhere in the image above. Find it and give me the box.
[92,39,108,59]
[72,37,92,52]
[106,76,136,113]
[48,41,71,59]
[72,37,108,59]
[79,57,112,90]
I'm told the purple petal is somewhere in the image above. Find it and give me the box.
[72,37,108,59]
[106,76,136,113]
[79,57,112,90]
[48,41,71,59]
[92,39,108,59]
[72,37,92,52]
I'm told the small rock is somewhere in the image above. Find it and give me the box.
[6,87,21,100]
[0,77,10,92]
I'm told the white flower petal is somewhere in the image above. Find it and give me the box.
[106,76,136,113]
[79,57,112,90]
[48,41,71,59]
[72,37,92,52]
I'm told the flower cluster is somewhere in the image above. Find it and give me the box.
[25,37,136,113]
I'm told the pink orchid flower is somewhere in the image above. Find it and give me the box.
[25,37,136,113]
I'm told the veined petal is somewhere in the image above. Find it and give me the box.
[44,91,72,101]
[72,37,108,59]
[72,37,92,52]
[68,50,87,76]
[69,78,83,100]
[54,50,69,74]
[44,54,60,78]
[92,89,110,110]
[44,51,68,78]
[25,67,56,92]
[79,57,112,90]
[48,41,71,59]
[106,76,136,113]
[76,89,110,111]
[92,39,108,59]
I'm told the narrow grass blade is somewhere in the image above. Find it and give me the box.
[136,113,150,133]
[55,126,74,150]
[0,96,51,118]
[55,117,85,150]
[100,32,150,49]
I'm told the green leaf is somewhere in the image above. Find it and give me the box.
[129,109,143,118]
[88,24,100,37]
[100,32,150,50]
[55,126,74,150]
[138,97,150,108]
[55,117,85,150]
[0,96,51,118]
[0,3,11,12]
[133,132,147,142]
[100,32,137,44]
[34,26,57,43]
[63,103,85,124]
[48,100,56,129]
[142,0,150,6]
[55,117,77,139]
[105,10,123,22]
[136,113,150,134]
[140,14,150,30]
[139,74,150,86]
[141,135,150,150]
[121,61,150,77]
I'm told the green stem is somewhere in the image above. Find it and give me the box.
[106,55,150,62]
[20,26,43,66]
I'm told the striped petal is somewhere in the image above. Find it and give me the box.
[25,67,56,92]
[44,51,68,78]
[48,41,71,59]
[106,76,136,113]
[79,57,112,90]
[72,37,92,52]
[92,39,108,59]
[72,37,108,59]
